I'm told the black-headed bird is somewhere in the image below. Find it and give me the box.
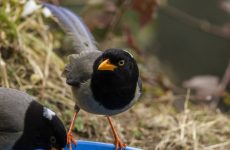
[44,3,142,150]
[0,87,66,150]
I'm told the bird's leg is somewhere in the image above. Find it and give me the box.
[67,112,77,150]
[67,107,80,150]
[107,116,127,150]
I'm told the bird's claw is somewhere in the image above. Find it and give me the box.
[67,132,76,150]
[114,137,126,150]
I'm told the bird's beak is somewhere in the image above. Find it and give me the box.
[98,59,117,71]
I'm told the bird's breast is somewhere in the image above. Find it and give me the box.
[72,80,138,116]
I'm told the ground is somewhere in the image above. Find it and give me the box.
[1,1,230,150]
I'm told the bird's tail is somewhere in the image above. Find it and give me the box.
[43,3,98,54]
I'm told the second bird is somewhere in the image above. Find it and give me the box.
[44,3,142,150]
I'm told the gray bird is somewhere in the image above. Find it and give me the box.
[44,3,142,150]
[0,87,66,150]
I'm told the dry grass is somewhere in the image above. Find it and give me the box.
[0,0,73,105]
[1,1,230,150]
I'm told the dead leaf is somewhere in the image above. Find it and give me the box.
[84,1,117,30]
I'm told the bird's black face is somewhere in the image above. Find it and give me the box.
[14,102,67,150]
[93,48,139,83]
[91,48,139,109]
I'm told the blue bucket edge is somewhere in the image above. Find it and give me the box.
[64,140,142,150]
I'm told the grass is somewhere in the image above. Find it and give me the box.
[1,1,230,150]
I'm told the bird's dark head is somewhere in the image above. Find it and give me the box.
[93,48,139,83]
[91,48,140,109]
[14,101,67,150]
[40,107,67,150]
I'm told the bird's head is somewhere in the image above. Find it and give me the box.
[14,101,67,150]
[40,107,67,150]
[92,48,139,84]
[91,48,140,110]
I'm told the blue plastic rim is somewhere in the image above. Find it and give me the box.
[64,140,142,150]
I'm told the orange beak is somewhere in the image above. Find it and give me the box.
[98,59,117,71]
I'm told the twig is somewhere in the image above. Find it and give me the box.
[101,0,132,50]
[219,61,230,91]
[159,4,230,40]
[40,32,53,99]
[211,60,230,108]
[192,122,198,150]
[108,0,131,35]
[0,55,9,88]
[180,89,190,140]
[203,141,230,150]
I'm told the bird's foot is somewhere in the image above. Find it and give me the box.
[67,131,77,150]
[114,137,126,150]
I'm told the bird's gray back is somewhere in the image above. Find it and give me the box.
[0,88,33,132]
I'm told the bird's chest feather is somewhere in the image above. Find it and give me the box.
[91,73,136,110]
[73,79,138,116]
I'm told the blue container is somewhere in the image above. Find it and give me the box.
[64,140,142,150]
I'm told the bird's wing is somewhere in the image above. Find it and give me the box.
[43,3,98,53]
[62,50,102,86]
[0,88,32,132]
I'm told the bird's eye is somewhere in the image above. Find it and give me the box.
[118,60,125,66]
[50,136,56,144]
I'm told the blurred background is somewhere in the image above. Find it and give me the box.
[0,0,230,149]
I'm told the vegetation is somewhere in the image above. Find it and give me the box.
[0,0,230,149]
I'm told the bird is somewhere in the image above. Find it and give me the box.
[43,3,142,150]
[0,87,67,150]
